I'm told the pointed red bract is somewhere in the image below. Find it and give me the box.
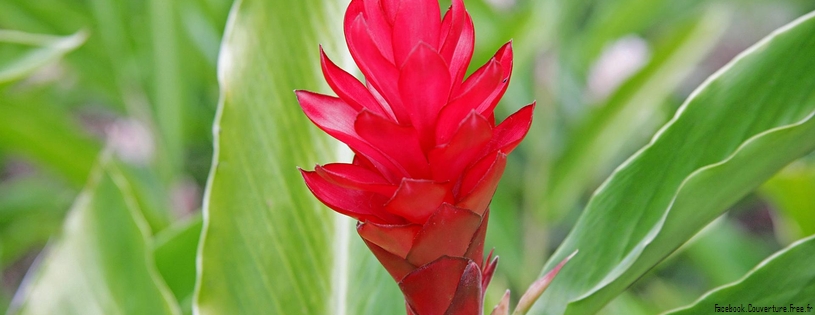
[320,48,392,119]
[346,14,405,122]
[464,210,490,266]
[358,221,421,258]
[399,43,452,150]
[406,204,481,266]
[439,0,474,86]
[457,155,507,215]
[385,179,449,223]
[297,0,535,313]
[301,169,392,223]
[481,251,499,294]
[361,0,395,61]
[437,59,503,144]
[364,239,418,281]
[400,256,470,315]
[315,164,396,196]
[486,103,536,155]
[356,110,429,178]
[429,112,493,182]
[444,261,483,315]
[392,0,441,66]
[460,153,506,199]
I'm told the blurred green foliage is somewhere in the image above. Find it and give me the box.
[1,0,814,314]
[0,0,230,311]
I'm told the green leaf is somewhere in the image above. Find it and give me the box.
[7,159,180,315]
[153,215,203,315]
[545,8,728,220]
[663,234,815,315]
[114,166,173,234]
[194,0,401,314]
[531,11,815,314]
[0,29,86,83]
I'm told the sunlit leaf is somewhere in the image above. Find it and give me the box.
[7,159,180,315]
[154,215,202,315]
[531,11,815,314]
[664,234,815,315]
[0,29,86,83]
[194,0,401,314]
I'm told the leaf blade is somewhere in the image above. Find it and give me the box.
[0,30,86,83]
[7,160,180,315]
[194,0,402,313]
[531,11,815,314]
[663,235,815,315]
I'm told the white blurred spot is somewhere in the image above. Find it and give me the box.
[587,35,651,102]
[217,43,233,87]
[485,0,516,11]
[22,62,66,86]
[106,118,155,166]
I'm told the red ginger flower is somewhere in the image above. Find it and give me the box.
[296,0,534,314]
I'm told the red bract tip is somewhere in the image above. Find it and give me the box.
[296,0,535,313]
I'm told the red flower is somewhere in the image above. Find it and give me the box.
[296,0,534,313]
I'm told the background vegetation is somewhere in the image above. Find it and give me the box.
[1,0,814,314]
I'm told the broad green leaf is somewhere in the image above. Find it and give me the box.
[545,8,728,220]
[617,217,776,313]
[154,215,203,315]
[531,11,815,314]
[0,29,86,83]
[195,0,401,314]
[7,159,180,315]
[664,234,815,315]
[114,166,173,234]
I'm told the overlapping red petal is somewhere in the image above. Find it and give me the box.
[297,0,534,313]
